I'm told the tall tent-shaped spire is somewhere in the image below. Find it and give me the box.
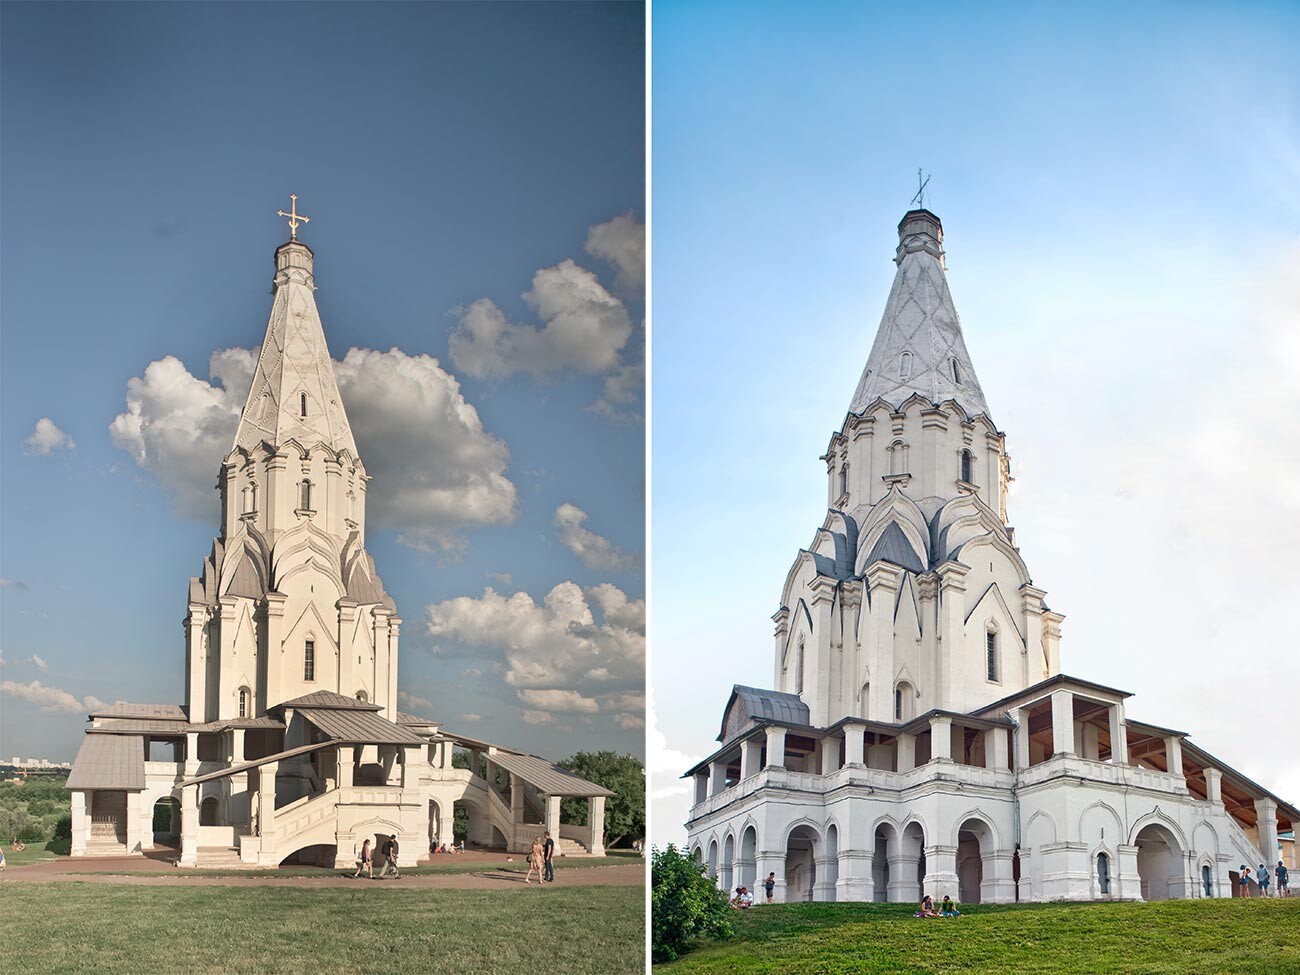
[232,230,358,457]
[847,209,991,420]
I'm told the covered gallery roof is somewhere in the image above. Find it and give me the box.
[278,690,382,711]
[718,685,811,742]
[298,707,426,746]
[66,734,144,791]
[487,751,614,798]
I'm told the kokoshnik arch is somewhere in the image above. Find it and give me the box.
[683,208,1297,904]
[65,201,613,868]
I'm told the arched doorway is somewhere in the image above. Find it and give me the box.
[199,796,219,826]
[785,824,820,903]
[707,838,719,880]
[1135,823,1184,901]
[956,818,993,904]
[872,824,894,902]
[739,826,757,890]
[152,797,180,846]
[721,833,735,894]
[428,799,444,850]
[1201,863,1213,897]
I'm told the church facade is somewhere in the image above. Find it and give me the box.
[66,206,611,867]
[684,209,1296,903]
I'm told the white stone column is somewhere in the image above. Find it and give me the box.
[1108,701,1129,765]
[819,736,841,775]
[1050,690,1075,757]
[1015,708,1033,768]
[812,856,837,901]
[70,790,88,857]
[843,722,866,765]
[338,746,354,790]
[510,774,525,824]
[1080,722,1101,761]
[984,849,1017,903]
[587,796,606,856]
[1165,735,1184,777]
[708,758,729,797]
[386,617,402,722]
[1255,798,1279,865]
[1116,843,1142,901]
[935,561,970,705]
[400,745,421,789]
[336,598,358,697]
[866,563,903,719]
[764,726,787,769]
[693,770,709,806]
[896,733,916,772]
[929,716,953,762]
[184,732,200,777]
[263,592,287,711]
[755,852,785,903]
[985,726,1009,770]
[925,843,959,901]
[180,783,199,867]
[545,794,562,842]
[740,738,762,780]
[837,849,873,901]
[125,791,145,855]
[185,606,208,723]
[257,762,279,865]
[1203,766,1223,803]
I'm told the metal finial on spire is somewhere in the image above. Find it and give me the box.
[276,194,311,241]
[910,169,931,211]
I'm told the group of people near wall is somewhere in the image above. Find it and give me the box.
[352,834,403,879]
[1238,862,1291,897]
[915,895,962,918]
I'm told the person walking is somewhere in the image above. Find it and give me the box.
[542,830,556,883]
[1277,860,1290,897]
[525,835,545,885]
[1258,863,1270,898]
[763,872,776,904]
[353,839,373,879]
[1239,865,1252,898]
[379,834,401,879]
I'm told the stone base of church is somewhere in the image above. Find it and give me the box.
[687,758,1264,905]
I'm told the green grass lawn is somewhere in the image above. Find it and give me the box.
[0,882,645,975]
[657,899,1300,975]
[65,851,639,878]
[1,837,69,866]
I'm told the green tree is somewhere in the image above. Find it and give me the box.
[556,751,644,848]
[651,843,733,963]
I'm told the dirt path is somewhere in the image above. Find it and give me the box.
[1,855,645,890]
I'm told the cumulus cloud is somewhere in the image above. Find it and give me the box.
[1,679,100,714]
[28,655,47,672]
[425,582,645,699]
[516,688,600,713]
[24,418,75,455]
[553,504,639,572]
[585,213,645,295]
[614,713,645,730]
[520,710,554,726]
[450,260,633,380]
[109,346,516,548]
[397,690,437,716]
[589,362,645,423]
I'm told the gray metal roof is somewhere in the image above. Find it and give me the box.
[279,690,382,711]
[89,702,188,721]
[847,210,992,421]
[89,715,284,735]
[298,707,426,745]
[719,685,811,741]
[864,521,925,574]
[66,733,145,791]
[398,711,438,726]
[487,751,614,797]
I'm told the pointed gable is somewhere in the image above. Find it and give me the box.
[847,210,991,420]
[864,521,925,574]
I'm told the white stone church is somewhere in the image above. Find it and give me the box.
[66,205,611,867]
[685,208,1297,904]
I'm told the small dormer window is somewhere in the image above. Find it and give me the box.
[951,359,961,384]
[300,392,308,417]
[899,352,913,379]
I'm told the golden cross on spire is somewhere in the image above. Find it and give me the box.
[276,194,311,241]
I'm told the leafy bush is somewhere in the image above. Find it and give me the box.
[652,843,733,963]
[558,751,645,848]
[53,812,73,841]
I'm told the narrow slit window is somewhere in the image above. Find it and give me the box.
[304,639,315,681]
[238,687,248,718]
[951,359,961,384]
[899,352,912,379]
[839,463,849,498]
[894,687,903,721]
[961,449,973,483]
[300,479,312,510]
[300,392,308,417]
[986,630,999,682]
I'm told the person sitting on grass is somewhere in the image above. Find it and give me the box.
[738,887,754,908]
[915,895,939,918]
[940,895,962,917]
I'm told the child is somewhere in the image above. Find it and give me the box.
[940,895,962,917]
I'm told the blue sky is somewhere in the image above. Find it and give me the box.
[650,0,1300,845]
[0,2,645,763]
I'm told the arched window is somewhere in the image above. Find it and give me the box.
[839,463,849,498]
[951,359,961,384]
[300,392,308,417]
[250,481,257,512]
[1202,864,1213,897]
[960,449,973,483]
[986,629,999,682]
[1097,852,1111,894]
[300,479,312,510]
[889,440,907,476]
[894,681,914,721]
[238,687,249,718]
[304,639,315,682]
[241,486,249,514]
[898,352,913,379]
[895,687,903,721]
